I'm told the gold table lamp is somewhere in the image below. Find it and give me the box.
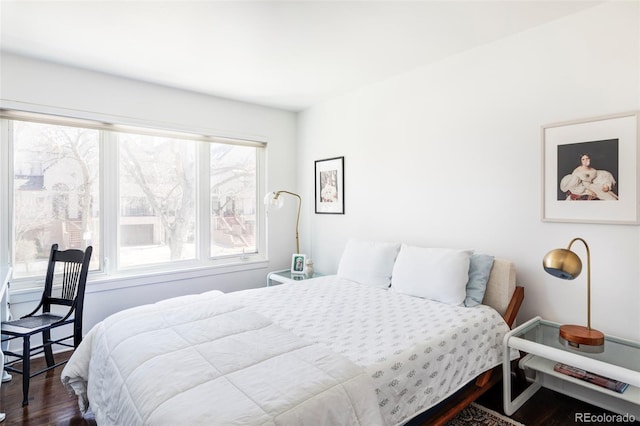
[542,237,604,353]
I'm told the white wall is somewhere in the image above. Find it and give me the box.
[297,1,640,340]
[1,53,299,331]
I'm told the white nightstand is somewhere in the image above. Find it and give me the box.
[503,316,640,418]
[266,269,324,286]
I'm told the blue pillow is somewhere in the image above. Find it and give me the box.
[464,254,494,307]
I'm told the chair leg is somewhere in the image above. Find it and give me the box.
[43,329,54,367]
[74,325,82,348]
[21,336,30,406]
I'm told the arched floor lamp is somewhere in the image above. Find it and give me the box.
[542,237,604,353]
[264,190,301,254]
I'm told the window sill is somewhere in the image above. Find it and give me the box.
[8,258,269,303]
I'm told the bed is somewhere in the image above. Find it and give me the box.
[61,240,524,425]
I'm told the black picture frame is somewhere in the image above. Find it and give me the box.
[315,156,344,214]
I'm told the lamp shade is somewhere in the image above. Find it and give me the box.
[542,248,582,280]
[541,237,604,352]
[264,192,284,209]
[264,190,301,254]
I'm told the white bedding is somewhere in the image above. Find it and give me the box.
[225,276,514,425]
[62,276,514,426]
[61,290,384,426]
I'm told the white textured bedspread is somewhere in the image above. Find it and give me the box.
[225,277,514,426]
[61,290,384,426]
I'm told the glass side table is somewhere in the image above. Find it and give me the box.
[266,269,324,286]
[503,316,640,418]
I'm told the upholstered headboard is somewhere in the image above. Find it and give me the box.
[482,258,517,317]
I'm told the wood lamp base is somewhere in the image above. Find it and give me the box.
[559,324,605,353]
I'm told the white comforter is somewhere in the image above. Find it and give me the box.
[61,290,384,426]
[225,277,515,425]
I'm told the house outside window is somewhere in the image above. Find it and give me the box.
[2,112,265,285]
[210,144,257,258]
[118,133,197,268]
[11,120,99,278]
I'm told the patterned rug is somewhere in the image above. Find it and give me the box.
[447,403,526,426]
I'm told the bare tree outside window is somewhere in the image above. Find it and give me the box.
[5,114,262,284]
[210,144,257,257]
[12,121,99,278]
[118,134,196,267]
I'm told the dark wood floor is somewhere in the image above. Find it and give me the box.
[1,351,637,425]
[0,351,85,426]
[477,372,640,426]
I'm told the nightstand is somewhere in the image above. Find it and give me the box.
[266,269,323,286]
[503,316,640,418]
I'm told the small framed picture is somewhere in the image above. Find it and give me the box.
[315,156,345,214]
[291,254,307,274]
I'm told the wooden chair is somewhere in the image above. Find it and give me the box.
[1,244,92,406]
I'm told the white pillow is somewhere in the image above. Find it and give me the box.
[337,239,401,288]
[391,244,473,305]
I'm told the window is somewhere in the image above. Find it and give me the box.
[11,120,100,278]
[210,144,257,257]
[2,111,264,284]
[118,133,197,268]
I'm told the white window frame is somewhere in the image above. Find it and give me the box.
[1,108,267,290]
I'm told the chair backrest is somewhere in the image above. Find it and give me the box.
[41,244,93,335]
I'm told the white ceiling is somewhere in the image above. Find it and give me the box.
[1,1,603,112]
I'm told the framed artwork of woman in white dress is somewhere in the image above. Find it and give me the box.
[542,111,639,224]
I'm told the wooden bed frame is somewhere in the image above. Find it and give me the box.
[61,257,524,426]
[419,285,525,425]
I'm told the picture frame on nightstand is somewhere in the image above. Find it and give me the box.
[291,254,306,274]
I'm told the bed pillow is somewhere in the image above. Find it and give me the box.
[464,254,495,307]
[391,244,473,305]
[336,239,401,288]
